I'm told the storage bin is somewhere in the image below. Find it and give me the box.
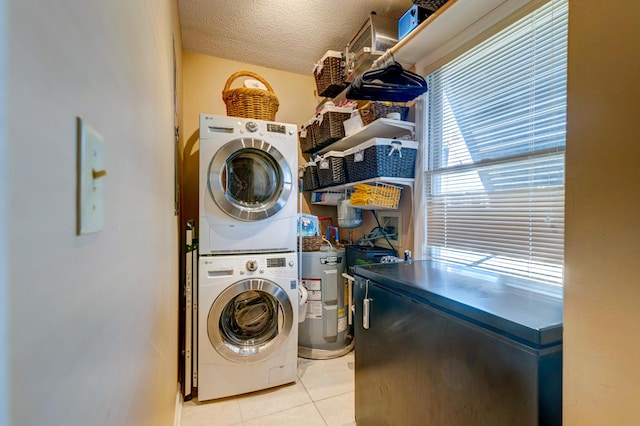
[317,151,347,188]
[314,51,349,98]
[358,101,410,126]
[302,161,320,191]
[312,110,352,150]
[412,0,449,12]
[344,138,418,182]
[299,120,317,153]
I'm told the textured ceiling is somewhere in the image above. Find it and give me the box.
[178,0,414,76]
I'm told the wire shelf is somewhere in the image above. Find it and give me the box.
[349,182,402,210]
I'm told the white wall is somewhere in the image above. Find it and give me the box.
[564,0,640,423]
[6,1,181,424]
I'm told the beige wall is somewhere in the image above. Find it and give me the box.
[564,0,640,423]
[181,51,317,132]
[180,51,317,228]
[6,1,182,424]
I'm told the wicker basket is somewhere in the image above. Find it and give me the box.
[412,0,449,12]
[317,151,348,187]
[344,138,418,183]
[300,236,324,252]
[358,101,410,126]
[222,71,279,121]
[314,51,349,98]
[302,161,320,191]
[312,111,351,150]
[299,121,317,153]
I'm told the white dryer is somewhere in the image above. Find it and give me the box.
[197,253,299,401]
[199,114,298,255]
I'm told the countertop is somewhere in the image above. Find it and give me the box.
[354,260,563,348]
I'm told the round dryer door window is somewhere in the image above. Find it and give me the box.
[208,138,293,221]
[207,278,293,363]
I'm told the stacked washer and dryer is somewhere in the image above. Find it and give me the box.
[197,114,299,401]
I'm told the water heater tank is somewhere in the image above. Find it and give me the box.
[298,249,353,359]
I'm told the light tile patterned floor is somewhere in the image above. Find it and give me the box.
[180,351,356,426]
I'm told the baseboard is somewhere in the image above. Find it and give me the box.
[174,384,183,426]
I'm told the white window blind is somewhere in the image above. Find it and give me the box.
[425,0,568,286]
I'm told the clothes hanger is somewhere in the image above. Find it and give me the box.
[346,56,428,102]
[360,61,424,86]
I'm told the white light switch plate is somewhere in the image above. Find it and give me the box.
[77,117,105,235]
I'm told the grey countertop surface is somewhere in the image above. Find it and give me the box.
[354,260,563,347]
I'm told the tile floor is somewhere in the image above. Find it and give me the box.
[179,351,356,426]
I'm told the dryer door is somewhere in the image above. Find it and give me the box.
[208,138,293,221]
[207,278,293,363]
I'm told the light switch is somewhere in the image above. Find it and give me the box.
[77,117,106,235]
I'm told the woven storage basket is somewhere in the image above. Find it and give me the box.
[317,151,348,188]
[222,71,279,121]
[314,51,349,98]
[358,101,410,126]
[302,162,320,191]
[313,111,351,150]
[299,123,315,153]
[308,119,322,150]
[344,138,418,183]
[412,0,449,12]
[301,236,323,252]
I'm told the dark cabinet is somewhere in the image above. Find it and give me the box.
[354,261,562,426]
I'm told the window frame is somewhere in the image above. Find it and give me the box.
[415,0,568,289]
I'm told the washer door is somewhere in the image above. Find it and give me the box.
[208,278,293,363]
[208,138,292,221]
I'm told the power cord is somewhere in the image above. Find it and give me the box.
[370,210,395,250]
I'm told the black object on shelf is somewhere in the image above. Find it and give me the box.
[399,4,433,42]
[346,61,428,102]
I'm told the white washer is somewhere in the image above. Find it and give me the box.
[197,253,299,401]
[199,114,298,255]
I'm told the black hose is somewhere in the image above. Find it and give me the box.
[370,211,395,250]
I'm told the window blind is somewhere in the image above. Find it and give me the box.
[425,0,568,286]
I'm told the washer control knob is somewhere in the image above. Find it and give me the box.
[259,269,265,274]
[246,260,258,272]
[289,260,295,267]
[245,121,259,133]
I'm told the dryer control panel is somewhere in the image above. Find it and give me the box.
[204,254,297,278]
[266,257,286,268]
[266,123,287,134]
[246,260,258,271]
